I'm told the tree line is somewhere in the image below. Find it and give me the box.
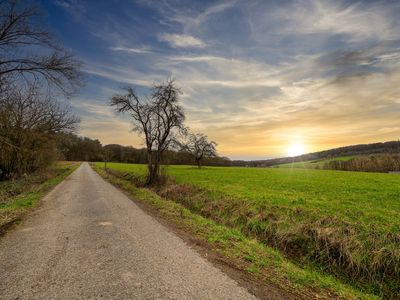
[0,0,82,180]
[233,140,400,167]
[322,154,400,173]
[57,133,231,168]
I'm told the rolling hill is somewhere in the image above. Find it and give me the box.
[233,140,400,167]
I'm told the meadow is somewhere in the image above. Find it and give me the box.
[273,156,354,169]
[95,162,400,297]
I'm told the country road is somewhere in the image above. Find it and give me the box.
[0,163,257,300]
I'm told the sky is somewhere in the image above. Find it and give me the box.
[40,0,400,160]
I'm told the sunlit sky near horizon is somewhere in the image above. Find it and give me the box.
[41,0,400,160]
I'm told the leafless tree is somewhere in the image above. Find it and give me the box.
[0,0,83,96]
[110,79,185,185]
[0,82,79,179]
[0,0,83,179]
[181,132,217,168]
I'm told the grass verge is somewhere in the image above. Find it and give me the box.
[0,161,80,232]
[92,164,379,300]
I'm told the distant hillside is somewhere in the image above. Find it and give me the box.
[233,140,400,167]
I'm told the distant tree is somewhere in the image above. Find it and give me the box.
[181,132,217,168]
[56,133,103,162]
[110,79,185,185]
[102,144,147,164]
[0,0,83,95]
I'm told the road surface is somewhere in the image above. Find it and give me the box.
[0,163,257,299]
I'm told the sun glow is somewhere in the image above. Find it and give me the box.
[287,142,306,157]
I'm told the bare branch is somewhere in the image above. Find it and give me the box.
[110,79,185,185]
[181,131,217,168]
[0,0,83,96]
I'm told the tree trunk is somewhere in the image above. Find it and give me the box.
[146,151,161,186]
[196,158,202,168]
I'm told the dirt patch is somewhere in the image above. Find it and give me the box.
[0,217,21,237]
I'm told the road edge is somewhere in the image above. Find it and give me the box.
[0,162,81,236]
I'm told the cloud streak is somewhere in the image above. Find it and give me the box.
[159,33,206,48]
[111,46,152,54]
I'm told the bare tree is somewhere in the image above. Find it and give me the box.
[0,0,83,96]
[0,82,79,179]
[110,79,185,185]
[0,0,83,179]
[181,132,217,168]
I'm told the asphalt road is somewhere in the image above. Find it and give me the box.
[0,162,257,300]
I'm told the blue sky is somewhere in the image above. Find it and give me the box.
[40,0,400,159]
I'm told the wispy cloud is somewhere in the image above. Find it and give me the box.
[247,0,400,44]
[289,1,398,41]
[70,100,114,118]
[55,0,71,9]
[174,0,238,33]
[82,62,164,87]
[55,0,86,18]
[169,55,226,62]
[111,46,152,54]
[159,33,206,48]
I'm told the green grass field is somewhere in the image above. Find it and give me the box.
[273,156,354,169]
[95,162,400,297]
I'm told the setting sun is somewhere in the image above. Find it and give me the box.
[287,142,306,157]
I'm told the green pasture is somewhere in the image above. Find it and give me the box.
[273,156,354,169]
